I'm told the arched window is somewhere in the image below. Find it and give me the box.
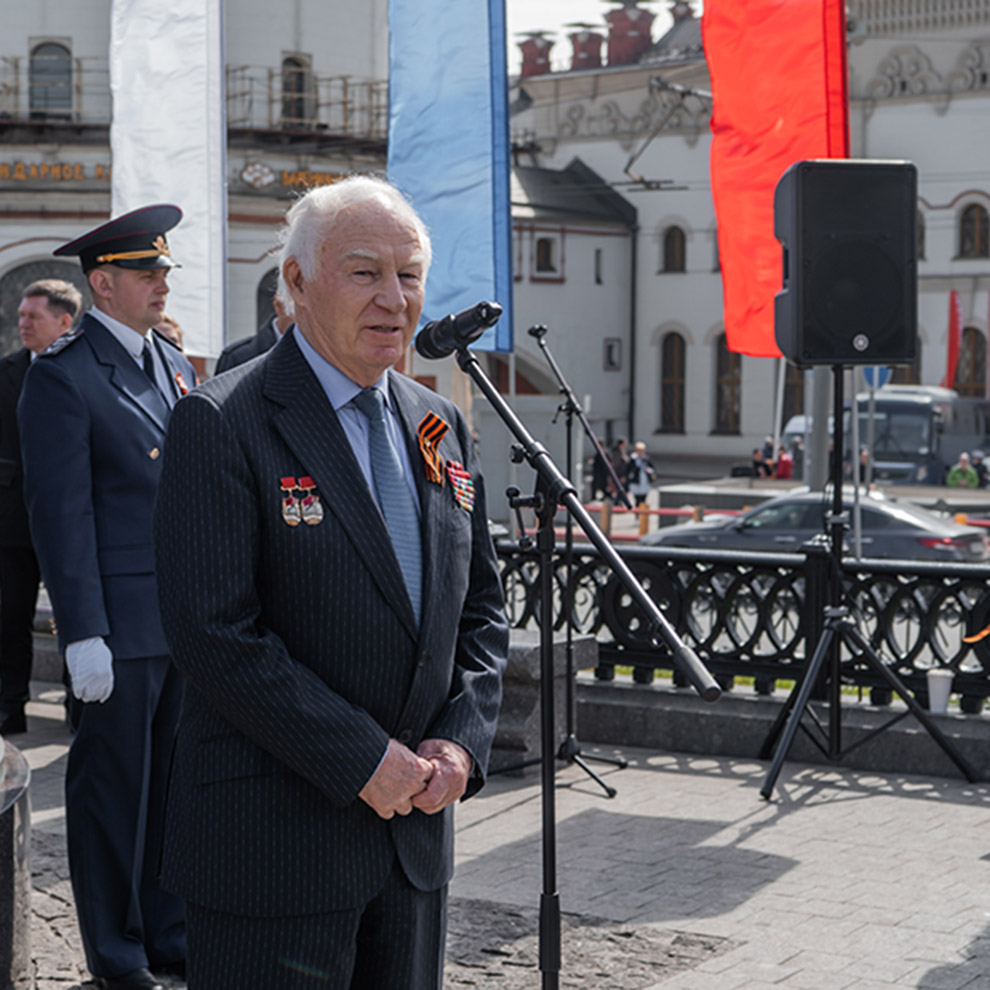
[660,332,685,433]
[281,55,314,129]
[917,211,926,260]
[30,42,72,118]
[959,204,989,259]
[662,226,686,273]
[954,326,987,398]
[782,362,804,425]
[714,333,741,434]
[256,267,280,329]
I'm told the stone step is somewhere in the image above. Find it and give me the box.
[576,675,990,781]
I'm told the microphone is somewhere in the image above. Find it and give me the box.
[527,324,548,339]
[415,301,503,359]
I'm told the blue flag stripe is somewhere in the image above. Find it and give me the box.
[387,0,513,353]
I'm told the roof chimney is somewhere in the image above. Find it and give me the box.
[605,1,656,67]
[566,23,604,71]
[517,32,554,78]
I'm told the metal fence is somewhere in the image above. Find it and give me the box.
[497,539,990,712]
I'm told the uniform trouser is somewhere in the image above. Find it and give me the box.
[66,655,186,979]
[0,546,40,713]
[186,854,446,990]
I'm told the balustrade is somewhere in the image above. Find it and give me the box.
[497,540,990,713]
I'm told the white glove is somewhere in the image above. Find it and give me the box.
[65,637,115,703]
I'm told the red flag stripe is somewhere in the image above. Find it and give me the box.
[703,0,849,357]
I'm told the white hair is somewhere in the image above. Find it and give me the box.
[277,175,432,291]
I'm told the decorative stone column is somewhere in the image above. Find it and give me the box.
[0,740,31,990]
[491,631,598,772]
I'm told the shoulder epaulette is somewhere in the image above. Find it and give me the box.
[40,326,84,357]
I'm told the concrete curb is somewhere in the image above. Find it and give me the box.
[577,676,990,780]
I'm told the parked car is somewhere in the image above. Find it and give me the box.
[641,489,990,562]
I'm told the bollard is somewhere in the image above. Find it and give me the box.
[637,507,649,537]
[601,499,612,536]
[0,740,30,990]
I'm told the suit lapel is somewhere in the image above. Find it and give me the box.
[82,315,169,432]
[263,335,418,638]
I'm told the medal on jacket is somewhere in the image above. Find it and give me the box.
[280,476,302,527]
[417,411,450,485]
[446,460,475,512]
[297,475,324,526]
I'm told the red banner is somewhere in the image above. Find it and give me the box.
[941,289,962,388]
[703,0,849,357]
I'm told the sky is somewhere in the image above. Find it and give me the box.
[504,0,676,75]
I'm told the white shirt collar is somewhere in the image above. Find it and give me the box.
[87,306,151,363]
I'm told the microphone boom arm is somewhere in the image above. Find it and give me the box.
[454,344,720,703]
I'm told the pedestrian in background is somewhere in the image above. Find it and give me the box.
[972,449,988,489]
[625,441,655,506]
[774,444,793,480]
[608,436,628,498]
[946,451,979,488]
[0,279,82,736]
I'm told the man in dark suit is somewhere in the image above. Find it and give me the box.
[0,279,82,734]
[213,291,293,373]
[19,206,197,990]
[153,176,508,990]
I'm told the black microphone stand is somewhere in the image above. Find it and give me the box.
[527,323,629,796]
[450,339,721,990]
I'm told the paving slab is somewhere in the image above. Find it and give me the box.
[10,682,990,989]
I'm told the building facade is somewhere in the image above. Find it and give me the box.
[509,0,990,471]
[2,1,989,475]
[0,0,389,375]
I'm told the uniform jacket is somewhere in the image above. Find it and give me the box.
[0,349,32,549]
[18,312,198,658]
[152,329,508,917]
[213,317,279,374]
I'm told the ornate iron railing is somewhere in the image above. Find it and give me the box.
[497,540,990,712]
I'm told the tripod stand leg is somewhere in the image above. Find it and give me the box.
[843,625,979,783]
[568,752,617,798]
[760,625,836,800]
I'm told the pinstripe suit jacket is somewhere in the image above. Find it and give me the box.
[153,330,507,917]
[19,313,197,658]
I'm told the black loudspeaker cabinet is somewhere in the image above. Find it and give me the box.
[774,159,917,366]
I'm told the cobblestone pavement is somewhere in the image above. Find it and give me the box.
[16,682,990,989]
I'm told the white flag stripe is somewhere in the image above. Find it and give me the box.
[110,0,227,358]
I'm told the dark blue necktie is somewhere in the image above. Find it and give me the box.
[352,387,422,624]
[142,338,172,407]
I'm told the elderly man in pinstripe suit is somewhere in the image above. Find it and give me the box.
[152,176,508,989]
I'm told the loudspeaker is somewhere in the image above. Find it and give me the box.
[774,160,917,366]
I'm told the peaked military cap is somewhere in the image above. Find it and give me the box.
[54,203,182,273]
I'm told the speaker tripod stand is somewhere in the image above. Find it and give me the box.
[759,365,979,801]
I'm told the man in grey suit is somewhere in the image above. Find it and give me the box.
[153,176,508,989]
